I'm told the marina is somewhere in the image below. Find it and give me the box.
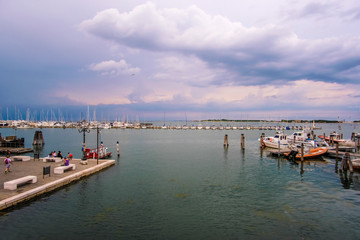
[0,122,360,239]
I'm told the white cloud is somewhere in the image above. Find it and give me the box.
[89,59,140,76]
[80,2,360,86]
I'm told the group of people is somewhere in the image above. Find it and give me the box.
[3,150,75,173]
[47,151,73,160]
[47,151,73,166]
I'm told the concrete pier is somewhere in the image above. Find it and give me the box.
[0,158,115,211]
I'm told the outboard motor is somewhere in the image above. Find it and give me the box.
[287,150,298,161]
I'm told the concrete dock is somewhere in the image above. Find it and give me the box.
[0,157,115,211]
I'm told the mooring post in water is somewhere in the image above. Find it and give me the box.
[117,141,120,156]
[335,143,339,165]
[260,133,265,148]
[224,134,229,146]
[356,137,360,152]
[278,140,280,157]
[340,152,353,173]
[241,134,245,150]
[32,131,45,146]
[300,143,304,174]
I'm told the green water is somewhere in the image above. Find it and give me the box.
[0,123,360,239]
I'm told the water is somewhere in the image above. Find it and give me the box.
[1,123,360,239]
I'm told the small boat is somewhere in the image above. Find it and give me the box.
[85,145,112,159]
[284,147,328,160]
[318,132,354,147]
[351,159,360,170]
[288,130,310,143]
[260,132,289,150]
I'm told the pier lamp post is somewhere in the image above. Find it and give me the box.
[78,120,90,165]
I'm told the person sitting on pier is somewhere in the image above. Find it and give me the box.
[57,151,63,159]
[52,151,57,157]
[67,152,73,160]
[61,157,69,166]
[48,152,54,158]
[4,155,11,173]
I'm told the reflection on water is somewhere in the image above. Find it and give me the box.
[339,171,353,189]
[1,124,360,239]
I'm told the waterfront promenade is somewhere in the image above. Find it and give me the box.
[0,157,115,210]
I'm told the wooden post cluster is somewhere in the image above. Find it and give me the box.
[32,131,44,146]
[340,152,353,173]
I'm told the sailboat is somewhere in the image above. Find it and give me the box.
[162,112,167,129]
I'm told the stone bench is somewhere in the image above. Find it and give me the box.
[13,156,31,162]
[42,157,62,163]
[4,176,37,190]
[54,164,76,174]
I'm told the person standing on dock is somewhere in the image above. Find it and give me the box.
[4,155,11,173]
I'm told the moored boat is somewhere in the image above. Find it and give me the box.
[259,132,289,150]
[318,132,355,147]
[85,145,112,159]
[284,147,328,160]
[351,159,360,170]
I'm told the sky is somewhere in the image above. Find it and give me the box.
[1,0,360,121]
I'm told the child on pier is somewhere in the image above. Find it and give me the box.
[4,155,11,173]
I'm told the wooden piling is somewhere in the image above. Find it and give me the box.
[260,133,265,148]
[301,143,304,162]
[116,141,120,156]
[241,134,245,150]
[300,143,304,174]
[336,143,339,162]
[224,134,229,146]
[278,140,280,157]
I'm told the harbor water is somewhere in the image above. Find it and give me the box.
[1,123,360,239]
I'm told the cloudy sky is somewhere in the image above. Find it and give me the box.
[1,0,360,121]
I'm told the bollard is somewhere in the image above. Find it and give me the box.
[224,134,229,146]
